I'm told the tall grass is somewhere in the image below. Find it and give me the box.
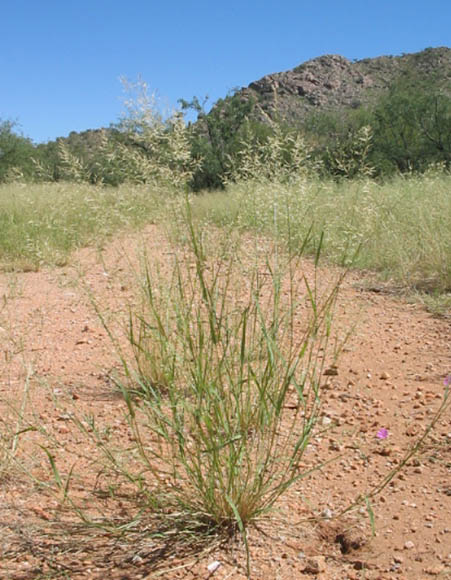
[191,171,451,295]
[0,182,171,270]
[1,171,449,301]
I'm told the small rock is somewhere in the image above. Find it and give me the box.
[380,372,390,380]
[31,506,51,520]
[353,560,368,570]
[376,446,391,456]
[303,556,326,574]
[207,561,221,573]
[57,413,71,421]
[404,541,415,550]
[423,565,445,576]
[406,424,420,436]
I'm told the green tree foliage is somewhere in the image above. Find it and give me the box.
[303,108,375,178]
[371,73,451,173]
[4,65,449,189]
[179,92,263,189]
[0,120,36,181]
[302,69,450,178]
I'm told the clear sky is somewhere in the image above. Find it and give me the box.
[2,0,449,143]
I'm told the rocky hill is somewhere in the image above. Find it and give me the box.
[235,47,451,125]
[32,47,450,187]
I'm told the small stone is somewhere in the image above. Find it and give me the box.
[353,560,367,570]
[404,541,415,550]
[423,565,444,576]
[303,556,326,574]
[377,446,391,456]
[31,506,51,520]
[380,372,390,380]
[57,413,71,421]
[207,561,221,573]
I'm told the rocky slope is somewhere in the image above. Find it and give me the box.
[236,46,451,124]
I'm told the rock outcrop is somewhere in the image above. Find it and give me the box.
[235,47,451,124]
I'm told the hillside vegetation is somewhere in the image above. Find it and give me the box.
[1,47,450,188]
[0,48,450,309]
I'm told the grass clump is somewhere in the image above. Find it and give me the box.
[95,202,344,557]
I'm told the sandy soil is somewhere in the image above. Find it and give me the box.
[0,225,449,580]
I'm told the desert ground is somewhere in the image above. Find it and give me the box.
[0,224,449,580]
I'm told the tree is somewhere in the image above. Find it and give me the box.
[0,120,36,181]
[179,92,258,190]
[371,71,451,173]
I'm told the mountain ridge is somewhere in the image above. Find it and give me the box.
[231,46,451,125]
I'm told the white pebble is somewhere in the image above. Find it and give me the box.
[207,561,221,573]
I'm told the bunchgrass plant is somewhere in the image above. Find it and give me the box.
[93,199,345,572]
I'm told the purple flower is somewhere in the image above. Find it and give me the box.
[376,428,389,440]
[444,375,451,387]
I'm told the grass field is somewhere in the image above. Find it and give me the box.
[192,172,451,296]
[2,173,448,308]
[0,181,164,271]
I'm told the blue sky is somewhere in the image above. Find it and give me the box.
[1,0,449,143]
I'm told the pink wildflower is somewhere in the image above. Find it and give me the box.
[376,428,389,440]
